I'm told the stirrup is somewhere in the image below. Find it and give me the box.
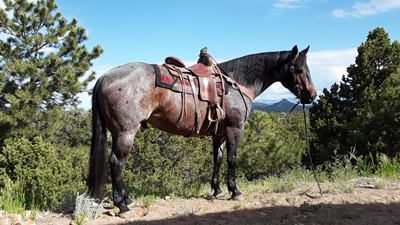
[208,104,225,122]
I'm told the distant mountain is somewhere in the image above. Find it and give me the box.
[251,98,311,112]
[254,97,298,105]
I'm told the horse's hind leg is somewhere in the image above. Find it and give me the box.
[211,136,225,197]
[109,127,139,214]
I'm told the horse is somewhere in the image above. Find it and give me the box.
[89,45,317,217]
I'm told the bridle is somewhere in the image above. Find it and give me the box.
[289,52,303,101]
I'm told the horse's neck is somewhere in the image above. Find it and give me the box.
[221,51,290,98]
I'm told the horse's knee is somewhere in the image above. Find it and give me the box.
[227,155,237,166]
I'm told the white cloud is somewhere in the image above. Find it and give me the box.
[258,48,358,101]
[333,0,400,18]
[307,48,357,83]
[258,83,296,100]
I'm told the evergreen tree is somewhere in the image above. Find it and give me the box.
[310,27,400,164]
[0,0,103,143]
[237,111,306,180]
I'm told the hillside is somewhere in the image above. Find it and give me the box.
[251,98,311,112]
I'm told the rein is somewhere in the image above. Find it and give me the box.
[266,102,323,198]
[303,104,323,198]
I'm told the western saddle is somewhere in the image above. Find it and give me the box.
[162,47,254,136]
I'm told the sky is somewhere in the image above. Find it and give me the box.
[2,0,400,109]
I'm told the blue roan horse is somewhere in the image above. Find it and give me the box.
[89,46,316,217]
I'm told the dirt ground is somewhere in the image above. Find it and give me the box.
[34,178,400,225]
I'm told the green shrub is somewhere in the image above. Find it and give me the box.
[236,111,306,180]
[0,137,87,209]
[123,125,213,198]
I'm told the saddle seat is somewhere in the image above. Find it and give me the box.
[164,48,222,108]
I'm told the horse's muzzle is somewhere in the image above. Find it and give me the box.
[300,87,317,104]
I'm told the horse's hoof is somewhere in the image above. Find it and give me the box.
[213,189,223,198]
[233,195,245,201]
[119,211,133,219]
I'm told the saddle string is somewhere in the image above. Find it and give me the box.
[178,69,187,116]
[303,104,323,198]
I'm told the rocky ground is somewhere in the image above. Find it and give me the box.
[4,178,400,225]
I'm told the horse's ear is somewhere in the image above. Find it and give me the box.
[301,45,310,55]
[291,45,299,62]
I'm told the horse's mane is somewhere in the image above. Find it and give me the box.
[219,51,291,88]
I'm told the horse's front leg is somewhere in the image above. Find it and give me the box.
[225,126,245,200]
[211,136,225,197]
[109,130,136,216]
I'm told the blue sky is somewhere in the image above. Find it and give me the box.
[2,0,400,109]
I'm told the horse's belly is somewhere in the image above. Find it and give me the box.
[147,89,210,136]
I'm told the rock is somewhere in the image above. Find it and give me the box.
[0,211,5,218]
[164,196,170,200]
[8,214,22,224]
[0,213,23,225]
[21,221,36,225]
[0,217,8,225]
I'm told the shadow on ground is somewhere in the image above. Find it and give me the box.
[119,202,400,225]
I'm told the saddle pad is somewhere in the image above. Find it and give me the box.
[152,64,227,96]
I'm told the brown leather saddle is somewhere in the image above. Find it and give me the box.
[160,47,226,135]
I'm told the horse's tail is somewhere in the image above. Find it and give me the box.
[88,76,108,198]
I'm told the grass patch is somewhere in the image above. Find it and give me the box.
[373,180,387,189]
[327,183,355,194]
[179,202,201,215]
[0,179,40,216]
[233,203,241,209]
[135,194,158,208]
[285,196,297,206]
[299,186,312,196]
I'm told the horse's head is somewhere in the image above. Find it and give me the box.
[281,45,317,104]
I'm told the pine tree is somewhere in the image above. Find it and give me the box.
[310,27,400,164]
[0,0,103,143]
